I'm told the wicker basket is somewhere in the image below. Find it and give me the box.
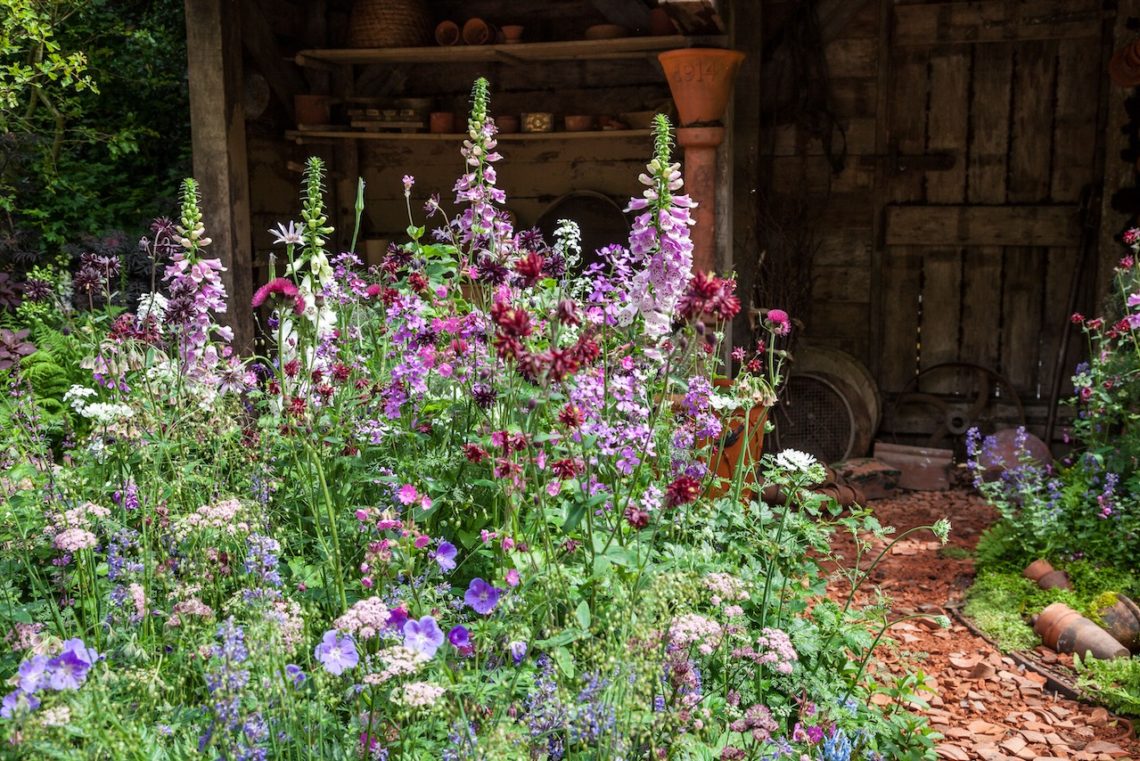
[347,0,432,48]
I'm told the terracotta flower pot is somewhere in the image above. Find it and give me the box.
[1097,594,1140,653]
[1023,559,1055,583]
[294,95,333,126]
[658,48,746,126]
[429,112,455,133]
[669,377,767,500]
[648,8,676,36]
[707,378,767,498]
[1034,603,1130,660]
[462,18,493,46]
[434,20,460,46]
[1037,570,1072,590]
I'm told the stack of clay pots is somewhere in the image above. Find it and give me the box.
[1024,559,1138,660]
[1034,603,1130,660]
[1023,559,1072,590]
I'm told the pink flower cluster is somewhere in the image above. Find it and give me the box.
[669,613,724,655]
[703,573,750,607]
[733,627,798,675]
[177,498,250,537]
[334,597,391,641]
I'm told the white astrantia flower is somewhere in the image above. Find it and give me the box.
[774,449,817,475]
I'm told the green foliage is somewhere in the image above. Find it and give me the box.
[1075,654,1140,717]
[973,520,1031,572]
[963,571,1040,651]
[1,0,189,249]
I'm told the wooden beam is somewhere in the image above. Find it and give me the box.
[185,0,253,353]
[240,0,308,119]
[893,0,1103,46]
[884,205,1080,247]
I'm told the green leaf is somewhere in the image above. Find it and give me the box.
[575,600,591,630]
[552,646,575,679]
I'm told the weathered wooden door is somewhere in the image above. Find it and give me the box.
[875,0,1107,417]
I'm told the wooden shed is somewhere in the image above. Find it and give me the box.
[185,0,1140,451]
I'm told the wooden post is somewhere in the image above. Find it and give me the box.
[728,0,761,356]
[1099,1,1140,306]
[185,0,254,353]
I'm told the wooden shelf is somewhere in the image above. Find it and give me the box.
[285,129,653,144]
[295,35,727,67]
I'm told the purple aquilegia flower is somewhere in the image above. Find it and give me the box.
[464,577,502,615]
[509,640,528,664]
[403,616,445,657]
[433,541,457,572]
[314,630,358,676]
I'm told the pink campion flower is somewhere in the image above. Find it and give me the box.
[505,568,520,587]
[397,484,418,505]
[413,535,431,549]
[480,529,497,544]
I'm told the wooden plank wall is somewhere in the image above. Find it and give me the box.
[759,0,1109,442]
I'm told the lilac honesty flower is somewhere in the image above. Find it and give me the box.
[464,578,502,615]
[432,541,457,573]
[314,630,358,676]
[508,640,528,665]
[403,616,445,657]
[1,689,39,718]
[448,625,471,650]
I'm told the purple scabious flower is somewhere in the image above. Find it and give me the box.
[464,578,502,615]
[433,541,457,572]
[403,616,445,657]
[314,630,358,676]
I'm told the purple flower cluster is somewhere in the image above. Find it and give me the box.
[624,116,695,338]
[243,533,283,601]
[201,618,267,761]
[2,639,99,719]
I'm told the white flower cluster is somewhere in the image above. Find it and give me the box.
[136,292,168,324]
[64,386,134,425]
[774,449,817,475]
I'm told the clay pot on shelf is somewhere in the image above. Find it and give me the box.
[462,18,493,45]
[1034,602,1130,660]
[434,20,460,46]
[429,112,456,134]
[564,115,594,132]
[1023,559,1055,583]
[501,25,524,44]
[648,8,676,36]
[294,95,333,126]
[495,115,520,134]
[522,112,553,133]
[658,48,747,126]
[1096,594,1140,653]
